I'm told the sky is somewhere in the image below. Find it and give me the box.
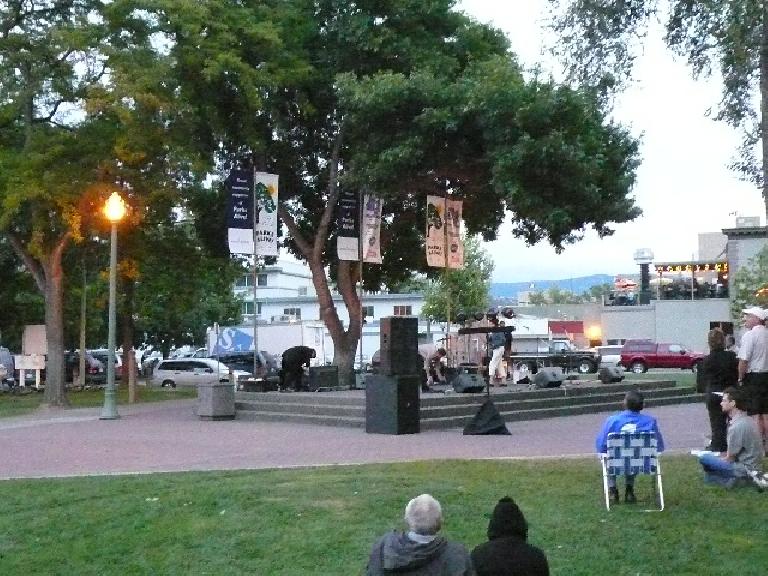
[459,0,767,283]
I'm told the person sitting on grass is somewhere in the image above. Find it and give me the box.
[365,493,474,576]
[697,386,768,489]
[595,390,665,504]
[471,496,549,576]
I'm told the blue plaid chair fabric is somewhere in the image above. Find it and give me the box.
[600,431,664,511]
[606,432,658,476]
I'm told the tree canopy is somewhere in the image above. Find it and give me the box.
[548,0,768,218]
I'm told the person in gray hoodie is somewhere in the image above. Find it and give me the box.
[366,494,475,576]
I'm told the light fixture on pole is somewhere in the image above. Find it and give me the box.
[101,191,126,420]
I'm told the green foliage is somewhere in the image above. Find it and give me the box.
[0,458,766,575]
[549,0,768,187]
[0,386,196,419]
[528,290,549,306]
[421,236,493,321]
[730,244,768,321]
[0,239,44,350]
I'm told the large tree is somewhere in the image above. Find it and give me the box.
[144,0,641,386]
[0,1,119,405]
[548,0,768,219]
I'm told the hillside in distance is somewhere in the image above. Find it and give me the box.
[490,274,623,298]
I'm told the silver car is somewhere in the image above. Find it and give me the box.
[153,358,250,388]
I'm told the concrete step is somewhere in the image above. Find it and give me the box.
[234,382,703,430]
[236,410,365,428]
[421,393,703,430]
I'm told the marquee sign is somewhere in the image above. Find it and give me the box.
[654,262,728,273]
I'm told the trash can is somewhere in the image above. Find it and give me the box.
[197,380,235,420]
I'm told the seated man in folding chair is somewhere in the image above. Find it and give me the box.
[596,390,665,504]
[696,386,767,489]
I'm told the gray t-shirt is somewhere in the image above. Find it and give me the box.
[728,414,764,474]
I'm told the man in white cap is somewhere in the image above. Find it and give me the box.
[738,306,768,450]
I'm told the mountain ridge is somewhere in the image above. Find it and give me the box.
[490,274,628,298]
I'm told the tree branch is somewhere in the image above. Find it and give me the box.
[5,231,45,293]
[313,123,344,262]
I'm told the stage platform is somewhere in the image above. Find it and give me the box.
[235,378,702,430]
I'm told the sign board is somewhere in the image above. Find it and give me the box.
[22,325,47,355]
[15,354,46,370]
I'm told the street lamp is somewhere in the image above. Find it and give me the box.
[101,192,126,420]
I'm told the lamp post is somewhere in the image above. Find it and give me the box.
[101,192,126,420]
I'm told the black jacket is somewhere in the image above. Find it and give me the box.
[702,349,738,393]
[281,345,315,371]
[471,536,549,576]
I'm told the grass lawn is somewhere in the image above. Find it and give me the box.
[0,457,764,575]
[0,386,196,419]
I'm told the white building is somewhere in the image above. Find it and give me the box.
[226,259,434,363]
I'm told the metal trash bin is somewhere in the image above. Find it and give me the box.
[197,380,235,420]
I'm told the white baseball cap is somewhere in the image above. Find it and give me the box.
[743,306,767,321]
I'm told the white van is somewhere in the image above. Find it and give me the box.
[153,358,250,388]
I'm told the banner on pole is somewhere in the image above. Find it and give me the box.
[337,189,360,261]
[362,194,382,264]
[446,198,464,269]
[254,172,279,256]
[426,195,446,267]
[226,169,255,255]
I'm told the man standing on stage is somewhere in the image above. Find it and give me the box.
[738,306,768,451]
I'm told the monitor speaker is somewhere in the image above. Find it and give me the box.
[452,373,485,393]
[308,366,339,390]
[533,367,563,388]
[379,316,419,376]
[599,366,625,384]
[365,374,420,434]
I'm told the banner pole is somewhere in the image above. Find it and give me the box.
[358,187,364,388]
[252,167,260,378]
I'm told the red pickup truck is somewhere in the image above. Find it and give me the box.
[620,340,705,373]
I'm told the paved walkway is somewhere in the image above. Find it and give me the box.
[0,399,709,480]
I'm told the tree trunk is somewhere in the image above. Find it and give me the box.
[761,4,768,224]
[41,248,68,407]
[121,279,136,402]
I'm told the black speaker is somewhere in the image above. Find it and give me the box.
[599,366,625,384]
[452,373,485,393]
[533,367,563,388]
[379,316,419,375]
[463,399,511,435]
[308,366,339,390]
[365,374,420,434]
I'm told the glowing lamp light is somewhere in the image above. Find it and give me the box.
[586,325,602,341]
[104,192,127,223]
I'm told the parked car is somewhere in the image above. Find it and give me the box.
[214,351,277,378]
[89,349,123,380]
[153,358,251,388]
[619,340,705,373]
[0,347,16,389]
[595,345,623,367]
[65,351,106,384]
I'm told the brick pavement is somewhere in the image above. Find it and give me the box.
[0,398,708,480]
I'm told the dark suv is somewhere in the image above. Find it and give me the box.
[215,351,277,378]
[65,351,106,384]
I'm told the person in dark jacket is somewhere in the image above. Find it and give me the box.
[279,345,316,391]
[366,493,474,576]
[702,329,739,452]
[471,497,549,576]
